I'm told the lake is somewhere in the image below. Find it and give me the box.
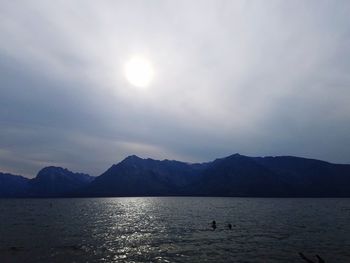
[0,197,350,263]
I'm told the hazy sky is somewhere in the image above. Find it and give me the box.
[1,0,350,177]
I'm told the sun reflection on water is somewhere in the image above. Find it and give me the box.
[1,198,350,263]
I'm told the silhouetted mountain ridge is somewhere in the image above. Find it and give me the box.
[1,154,350,197]
[0,167,94,197]
[0,172,30,197]
[30,166,94,196]
[86,155,204,196]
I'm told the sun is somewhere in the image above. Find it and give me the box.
[124,57,154,88]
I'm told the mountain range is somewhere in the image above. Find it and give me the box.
[0,167,93,197]
[1,154,350,197]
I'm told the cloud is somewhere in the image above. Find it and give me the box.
[1,0,350,177]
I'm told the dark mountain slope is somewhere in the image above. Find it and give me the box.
[253,156,350,196]
[0,172,30,197]
[29,166,94,197]
[1,154,350,197]
[84,155,204,196]
[192,154,290,196]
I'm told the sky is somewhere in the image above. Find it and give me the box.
[1,0,350,178]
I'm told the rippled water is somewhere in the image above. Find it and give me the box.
[1,197,350,263]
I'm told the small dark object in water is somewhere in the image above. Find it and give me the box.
[299,252,325,263]
[228,223,232,230]
[211,220,217,230]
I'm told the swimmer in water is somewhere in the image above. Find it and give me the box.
[211,220,217,230]
[228,223,232,230]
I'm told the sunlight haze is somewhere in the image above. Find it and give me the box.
[0,0,350,177]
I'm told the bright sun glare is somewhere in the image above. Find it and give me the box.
[124,57,154,88]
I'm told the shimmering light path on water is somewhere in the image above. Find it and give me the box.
[1,197,350,263]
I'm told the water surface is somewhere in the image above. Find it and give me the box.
[1,197,350,262]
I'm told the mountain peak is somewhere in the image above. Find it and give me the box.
[36,166,71,178]
[230,153,243,157]
[126,154,142,160]
[213,153,245,163]
[39,166,68,172]
[35,166,92,181]
[120,155,144,164]
[31,166,93,196]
